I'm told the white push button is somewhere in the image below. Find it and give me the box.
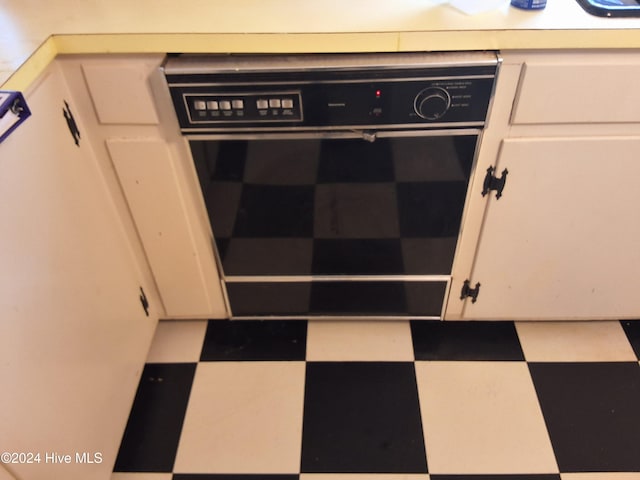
[257,99,269,109]
[194,100,206,110]
[219,100,232,110]
[269,99,282,108]
[207,101,219,110]
[282,99,294,109]
[232,99,244,109]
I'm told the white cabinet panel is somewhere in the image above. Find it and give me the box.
[464,136,640,320]
[82,63,160,125]
[108,138,227,317]
[0,65,156,479]
[512,55,640,125]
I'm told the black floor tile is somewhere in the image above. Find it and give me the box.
[529,362,640,472]
[199,319,307,361]
[301,362,427,473]
[621,319,640,359]
[113,363,196,472]
[173,476,298,480]
[411,320,524,361]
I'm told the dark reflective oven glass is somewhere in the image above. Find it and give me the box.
[192,135,476,278]
[226,280,448,317]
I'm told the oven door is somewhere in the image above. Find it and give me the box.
[190,130,478,318]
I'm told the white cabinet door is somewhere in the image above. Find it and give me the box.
[462,136,640,320]
[57,55,228,319]
[107,138,227,318]
[0,65,157,479]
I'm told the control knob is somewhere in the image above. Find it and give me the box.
[414,87,451,120]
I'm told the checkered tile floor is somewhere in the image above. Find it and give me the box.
[112,320,640,480]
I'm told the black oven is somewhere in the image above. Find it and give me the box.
[165,52,499,319]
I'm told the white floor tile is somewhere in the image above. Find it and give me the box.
[173,361,306,474]
[145,320,207,363]
[562,474,640,480]
[416,361,558,474]
[301,476,429,480]
[516,321,637,362]
[111,474,172,480]
[306,320,414,361]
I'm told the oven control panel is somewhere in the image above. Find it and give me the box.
[185,92,303,124]
[165,53,499,133]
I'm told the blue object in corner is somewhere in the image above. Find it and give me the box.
[511,0,548,9]
[0,91,31,144]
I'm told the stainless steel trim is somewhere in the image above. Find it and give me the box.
[167,74,497,88]
[182,126,483,140]
[230,315,443,320]
[164,51,499,75]
[223,275,451,283]
[219,274,232,318]
[482,53,504,132]
[440,276,452,319]
[205,232,232,317]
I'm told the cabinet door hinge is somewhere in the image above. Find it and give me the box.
[139,287,150,317]
[62,100,81,147]
[460,280,481,303]
[0,91,31,144]
[482,166,508,199]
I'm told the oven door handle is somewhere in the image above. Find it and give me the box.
[184,128,481,141]
[361,130,377,143]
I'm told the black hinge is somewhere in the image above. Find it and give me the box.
[460,280,481,303]
[139,287,150,317]
[482,166,508,199]
[0,91,31,144]
[62,100,81,146]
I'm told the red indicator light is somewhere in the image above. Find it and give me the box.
[375,89,382,98]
